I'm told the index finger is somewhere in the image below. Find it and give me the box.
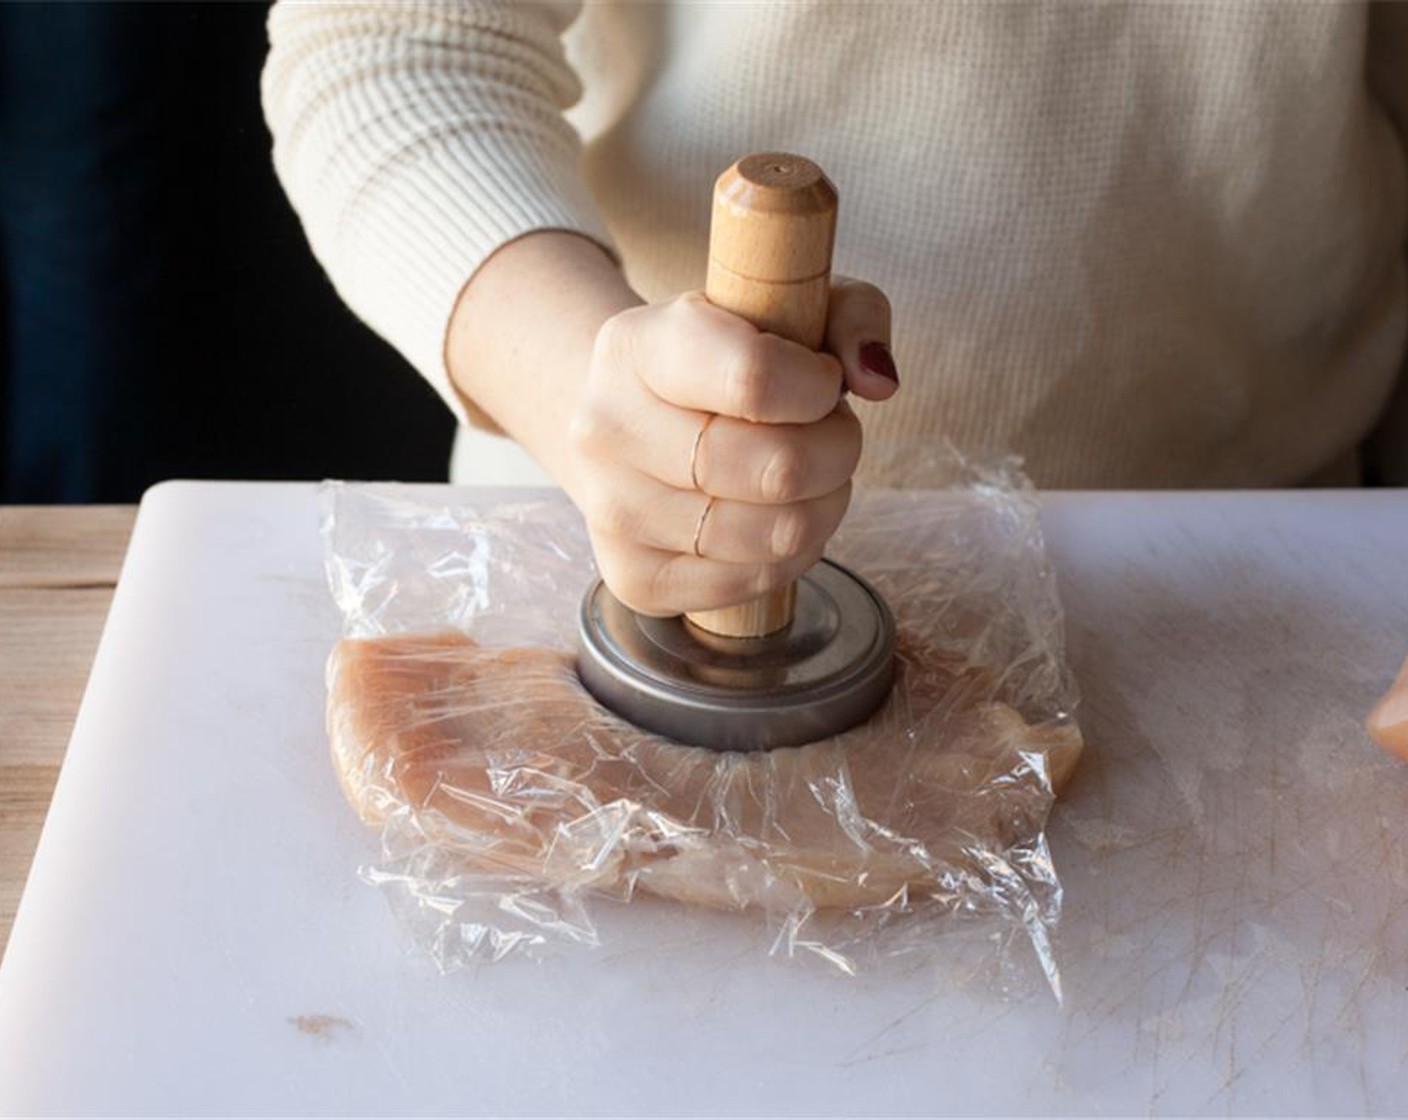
[637,293,844,425]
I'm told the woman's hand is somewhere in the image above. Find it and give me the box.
[1368,654,1408,762]
[448,232,897,617]
[569,281,897,616]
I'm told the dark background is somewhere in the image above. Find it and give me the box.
[2,3,1402,502]
[0,2,454,504]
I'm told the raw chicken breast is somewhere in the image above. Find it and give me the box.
[327,630,1083,912]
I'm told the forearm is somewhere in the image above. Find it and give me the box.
[446,231,642,491]
[264,1,614,427]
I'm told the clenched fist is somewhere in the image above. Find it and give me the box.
[448,232,897,618]
[569,282,897,616]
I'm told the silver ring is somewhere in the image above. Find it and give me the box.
[689,414,715,491]
[692,496,715,558]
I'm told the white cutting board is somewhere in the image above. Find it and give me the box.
[0,482,1405,1116]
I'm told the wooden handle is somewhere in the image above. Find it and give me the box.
[686,153,838,639]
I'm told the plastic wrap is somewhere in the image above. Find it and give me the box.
[322,456,1083,994]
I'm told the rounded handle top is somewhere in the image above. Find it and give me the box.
[707,154,838,347]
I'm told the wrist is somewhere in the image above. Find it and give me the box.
[446,231,641,482]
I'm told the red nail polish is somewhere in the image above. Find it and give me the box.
[859,341,899,385]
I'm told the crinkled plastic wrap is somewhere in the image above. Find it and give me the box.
[322,456,1083,995]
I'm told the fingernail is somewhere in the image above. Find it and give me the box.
[859,341,899,386]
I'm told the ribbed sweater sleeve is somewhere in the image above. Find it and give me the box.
[261,0,615,426]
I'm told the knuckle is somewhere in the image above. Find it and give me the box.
[593,311,625,360]
[567,407,608,458]
[671,290,710,320]
[664,292,712,341]
[593,495,639,542]
[769,505,810,560]
[759,441,807,504]
[723,334,773,420]
[580,480,636,541]
[593,308,641,372]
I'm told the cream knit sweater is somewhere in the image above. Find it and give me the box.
[263,1,1408,487]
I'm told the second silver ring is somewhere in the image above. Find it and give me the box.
[689,413,716,492]
[691,495,716,559]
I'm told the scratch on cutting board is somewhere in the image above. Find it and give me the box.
[289,1014,356,1042]
[841,993,944,1063]
[838,1040,932,1070]
[1205,1002,1300,1113]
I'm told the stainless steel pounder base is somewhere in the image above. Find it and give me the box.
[577,560,896,751]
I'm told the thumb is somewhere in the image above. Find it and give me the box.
[825,278,899,401]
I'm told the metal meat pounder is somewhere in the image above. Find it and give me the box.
[577,153,897,750]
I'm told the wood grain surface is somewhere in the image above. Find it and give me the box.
[0,506,135,965]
